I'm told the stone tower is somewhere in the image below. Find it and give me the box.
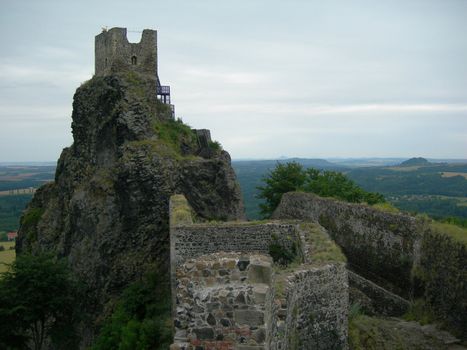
[95,27,158,77]
[95,27,174,116]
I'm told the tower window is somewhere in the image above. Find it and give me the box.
[131,56,137,65]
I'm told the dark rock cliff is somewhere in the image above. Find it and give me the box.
[16,72,245,339]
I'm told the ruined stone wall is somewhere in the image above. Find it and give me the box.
[415,229,467,339]
[171,221,298,269]
[273,192,422,296]
[348,270,410,316]
[271,223,348,350]
[173,252,273,350]
[170,195,350,349]
[276,264,348,350]
[95,27,158,77]
[274,192,467,340]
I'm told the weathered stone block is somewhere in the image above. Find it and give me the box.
[207,313,216,326]
[194,327,215,340]
[252,328,266,343]
[247,263,272,285]
[234,310,265,326]
[252,285,268,304]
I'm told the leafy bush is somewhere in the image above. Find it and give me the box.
[257,162,307,217]
[0,253,83,350]
[269,242,297,266]
[92,268,172,350]
[257,162,385,217]
[208,140,222,152]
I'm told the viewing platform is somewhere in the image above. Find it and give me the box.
[157,84,175,117]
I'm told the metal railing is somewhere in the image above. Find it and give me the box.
[157,85,170,95]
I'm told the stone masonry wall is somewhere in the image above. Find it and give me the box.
[273,192,423,297]
[171,222,298,269]
[170,195,350,349]
[274,192,467,340]
[271,223,348,350]
[95,27,158,77]
[277,264,348,350]
[173,252,274,350]
[348,270,410,316]
[415,229,467,339]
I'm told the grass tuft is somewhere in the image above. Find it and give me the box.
[429,221,467,245]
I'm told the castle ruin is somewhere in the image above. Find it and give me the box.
[169,195,349,350]
[95,27,174,115]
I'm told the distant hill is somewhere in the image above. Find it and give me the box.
[231,158,467,221]
[233,158,342,169]
[400,157,431,167]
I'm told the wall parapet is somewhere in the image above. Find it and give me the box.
[273,192,423,296]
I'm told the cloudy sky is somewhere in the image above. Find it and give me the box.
[1,0,466,161]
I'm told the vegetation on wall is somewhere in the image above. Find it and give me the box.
[268,234,298,266]
[154,118,197,154]
[92,267,172,350]
[257,162,385,217]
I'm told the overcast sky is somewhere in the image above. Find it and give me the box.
[1,0,466,161]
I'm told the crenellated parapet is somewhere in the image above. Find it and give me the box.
[95,27,158,77]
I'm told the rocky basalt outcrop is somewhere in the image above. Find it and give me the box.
[16,72,245,343]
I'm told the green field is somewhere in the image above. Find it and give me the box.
[0,241,15,274]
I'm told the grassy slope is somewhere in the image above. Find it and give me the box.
[349,315,463,350]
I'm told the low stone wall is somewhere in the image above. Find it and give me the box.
[173,252,273,350]
[348,271,410,316]
[273,192,422,296]
[415,229,467,339]
[171,222,298,269]
[277,264,348,350]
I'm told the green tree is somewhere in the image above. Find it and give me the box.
[304,168,385,204]
[257,162,307,217]
[0,253,82,350]
[92,268,172,350]
[257,162,385,217]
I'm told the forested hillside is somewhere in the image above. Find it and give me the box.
[346,162,467,220]
[232,159,467,221]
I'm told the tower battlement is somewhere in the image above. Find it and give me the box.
[95,27,175,117]
[95,27,158,77]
